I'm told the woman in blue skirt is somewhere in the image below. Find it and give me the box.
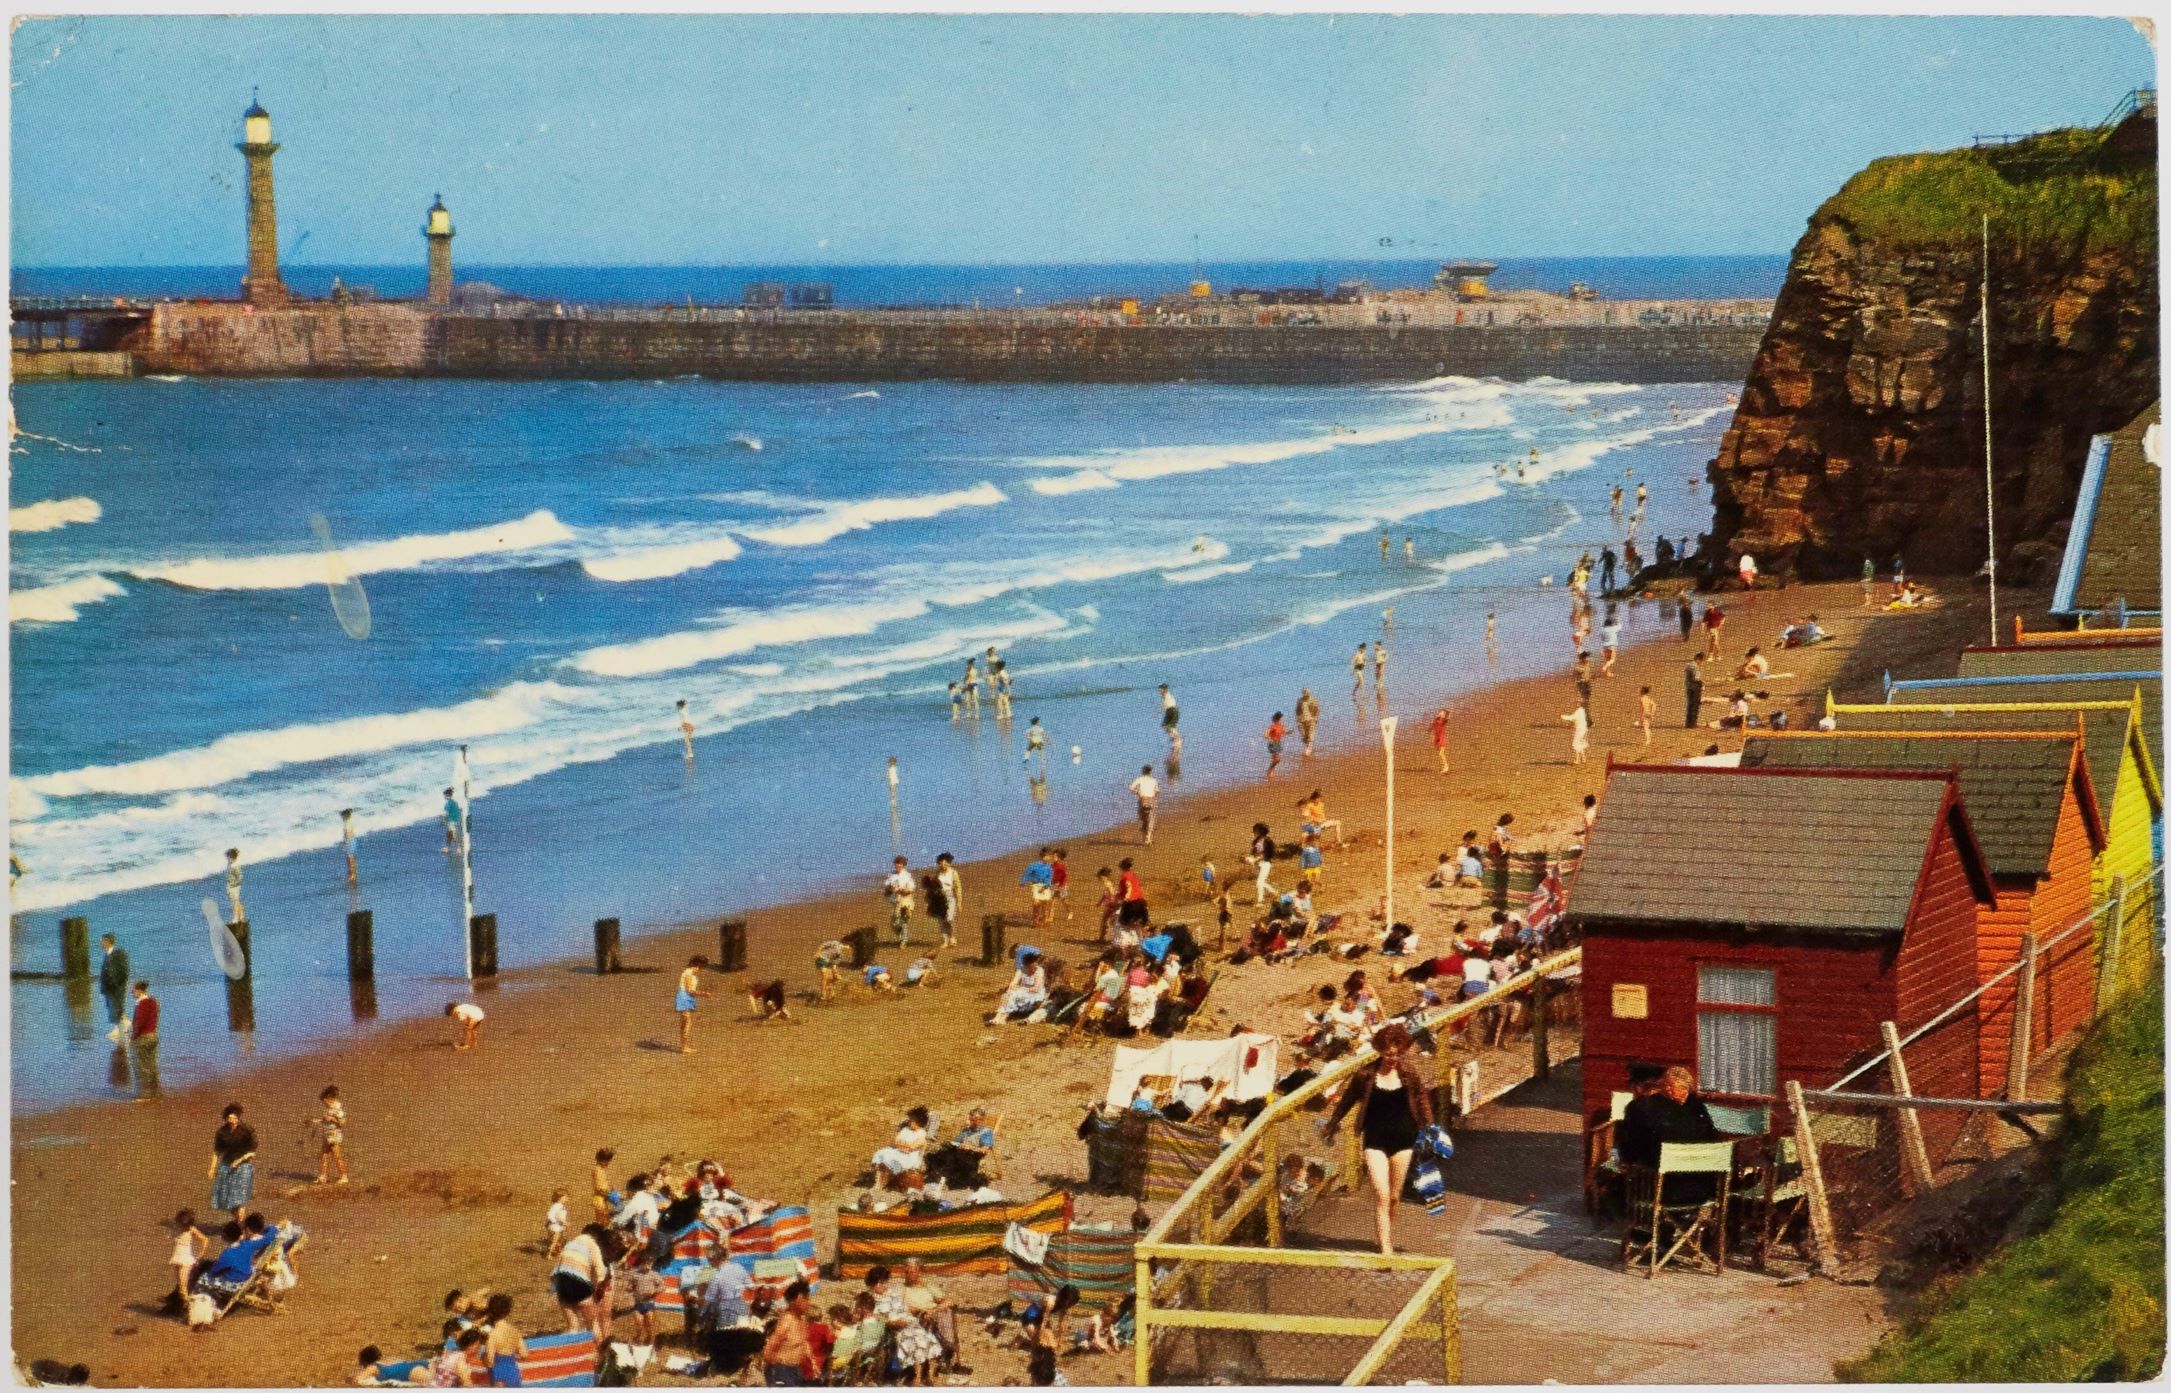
[208,1103,258,1222]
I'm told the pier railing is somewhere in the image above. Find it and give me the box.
[1133,946,1582,1385]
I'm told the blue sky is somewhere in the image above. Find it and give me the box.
[10,14,2156,267]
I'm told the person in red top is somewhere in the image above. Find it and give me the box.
[1701,603,1727,661]
[129,981,160,1101]
[1116,858,1149,936]
[1262,712,1288,779]
[1430,707,1450,774]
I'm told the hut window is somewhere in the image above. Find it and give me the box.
[1697,965,1776,1097]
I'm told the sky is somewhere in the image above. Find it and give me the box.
[9,14,2157,267]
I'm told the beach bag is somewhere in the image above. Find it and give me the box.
[1409,1155,1447,1215]
[186,1292,219,1330]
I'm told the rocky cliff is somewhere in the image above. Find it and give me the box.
[1709,108,2158,580]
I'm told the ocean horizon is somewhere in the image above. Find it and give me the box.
[12,254,1789,308]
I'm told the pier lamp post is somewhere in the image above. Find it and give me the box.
[1380,715,1399,934]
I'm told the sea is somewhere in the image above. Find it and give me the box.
[7,258,1765,1111]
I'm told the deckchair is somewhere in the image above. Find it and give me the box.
[1745,1135,1811,1271]
[1582,1091,1633,1218]
[1619,1140,1735,1277]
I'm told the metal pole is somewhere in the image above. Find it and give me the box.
[1381,715,1399,935]
[1981,213,1999,645]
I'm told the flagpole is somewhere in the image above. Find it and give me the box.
[1981,213,1999,645]
[1380,715,1399,933]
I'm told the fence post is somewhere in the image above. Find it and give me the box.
[1784,1080,1838,1275]
[2097,876,2128,1010]
[594,918,622,976]
[1132,1256,1153,1388]
[60,917,91,982]
[1441,1264,1462,1385]
[1881,1021,1934,1194]
[1530,971,1552,1083]
[2006,931,2038,1100]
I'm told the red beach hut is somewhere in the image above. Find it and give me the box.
[1570,763,1995,1178]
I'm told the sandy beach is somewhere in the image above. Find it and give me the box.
[11,576,2022,1387]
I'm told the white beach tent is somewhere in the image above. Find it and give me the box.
[1104,1032,1280,1110]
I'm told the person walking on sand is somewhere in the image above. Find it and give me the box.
[340,808,359,886]
[311,1084,348,1182]
[1130,765,1159,845]
[1246,823,1279,905]
[1431,706,1451,774]
[1157,684,1180,749]
[1296,688,1320,757]
[129,981,160,1101]
[1684,655,1705,729]
[1021,849,1056,931]
[1638,685,1655,746]
[677,700,696,762]
[1675,594,1694,642]
[676,956,713,1053]
[1051,847,1074,923]
[1351,644,1368,694]
[1600,609,1622,676]
[1561,704,1590,765]
[221,848,246,924]
[446,1000,485,1049]
[98,932,131,1038]
[1263,712,1288,779]
[590,1149,616,1227]
[1702,602,1727,661]
[885,856,916,944]
[935,853,963,948]
[209,1103,257,1222]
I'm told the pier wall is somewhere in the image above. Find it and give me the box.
[123,303,1767,384]
[138,303,433,376]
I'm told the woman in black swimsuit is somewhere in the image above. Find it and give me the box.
[1322,1023,1435,1255]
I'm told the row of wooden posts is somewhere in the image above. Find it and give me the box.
[52,904,1028,1023]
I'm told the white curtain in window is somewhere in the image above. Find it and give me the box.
[1697,966,1776,1095]
[1697,964,1774,1007]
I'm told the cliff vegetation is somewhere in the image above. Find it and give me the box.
[1709,106,2158,579]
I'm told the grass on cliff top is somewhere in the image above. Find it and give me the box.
[1840,976,2166,1383]
[1823,125,2155,257]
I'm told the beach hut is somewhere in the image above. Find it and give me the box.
[1888,674,2161,787]
[1826,693,2162,994]
[1955,640,2160,682]
[1570,763,1994,1175]
[1740,732,2104,1095]
[2050,401,2160,625]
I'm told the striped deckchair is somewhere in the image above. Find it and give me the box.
[724,1207,820,1300]
[1005,1223,1139,1305]
[1140,1117,1222,1201]
[836,1190,1071,1279]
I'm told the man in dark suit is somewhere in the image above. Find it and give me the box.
[98,933,131,1032]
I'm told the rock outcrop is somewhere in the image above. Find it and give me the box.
[1709,109,2158,580]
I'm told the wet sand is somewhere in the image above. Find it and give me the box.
[10,578,2015,1387]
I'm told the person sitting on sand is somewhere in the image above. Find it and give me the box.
[905,955,939,987]
[1733,646,1770,681]
[482,1294,529,1388]
[746,976,792,1022]
[1423,852,1454,890]
[445,1000,484,1051]
[872,1107,933,1193]
[992,950,1048,1023]
[814,939,846,1002]
[1299,792,1346,849]
[1715,691,1753,730]
[863,962,896,992]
